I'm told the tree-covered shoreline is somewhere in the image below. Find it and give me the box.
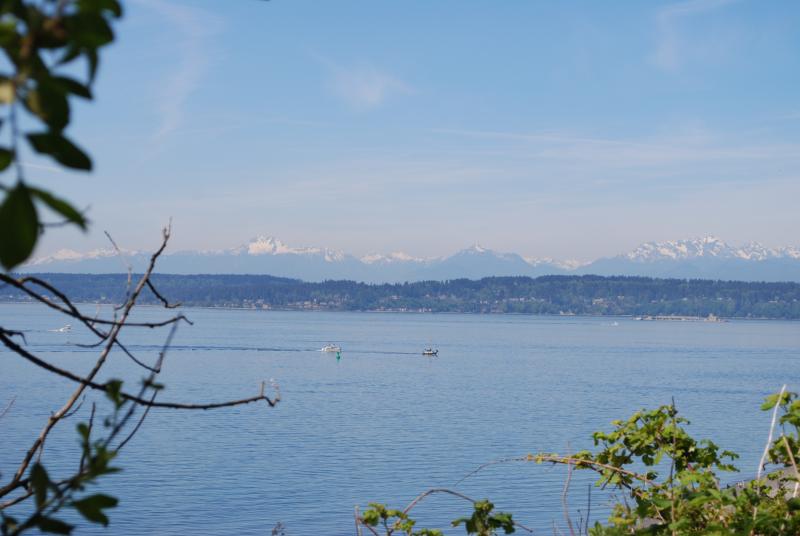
[4,273,799,319]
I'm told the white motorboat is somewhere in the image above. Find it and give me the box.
[320,344,341,353]
[422,348,438,356]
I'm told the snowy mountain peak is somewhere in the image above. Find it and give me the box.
[240,236,349,261]
[361,251,424,265]
[624,236,727,262]
[463,244,488,254]
[621,236,794,263]
[524,256,586,270]
[26,247,131,266]
[780,246,800,260]
[246,236,297,255]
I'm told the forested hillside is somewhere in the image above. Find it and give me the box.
[4,274,799,319]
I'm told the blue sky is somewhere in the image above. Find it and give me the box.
[28,0,800,260]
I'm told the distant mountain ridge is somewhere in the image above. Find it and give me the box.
[621,236,800,262]
[21,235,800,283]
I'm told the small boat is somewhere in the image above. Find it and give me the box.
[320,344,341,352]
[48,324,71,333]
[422,348,438,356]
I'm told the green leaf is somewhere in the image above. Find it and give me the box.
[0,148,13,171]
[104,379,124,408]
[362,510,379,526]
[65,12,114,49]
[51,76,93,100]
[58,45,83,67]
[78,0,124,18]
[36,516,73,534]
[25,81,70,131]
[71,494,118,526]
[30,463,49,508]
[27,132,92,171]
[86,48,100,83]
[0,183,39,270]
[77,422,91,442]
[761,394,780,411]
[86,445,120,477]
[29,187,88,230]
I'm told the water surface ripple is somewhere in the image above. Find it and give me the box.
[1,305,798,534]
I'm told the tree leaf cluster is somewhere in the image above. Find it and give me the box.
[361,500,514,536]
[0,0,122,270]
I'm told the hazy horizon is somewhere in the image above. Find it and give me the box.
[24,0,800,260]
[28,233,800,267]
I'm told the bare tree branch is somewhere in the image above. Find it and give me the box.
[401,488,534,533]
[79,403,96,474]
[0,396,15,420]
[1,224,281,530]
[562,453,576,536]
[104,229,132,303]
[458,454,653,488]
[0,274,193,331]
[146,279,180,309]
[0,226,171,498]
[0,330,280,411]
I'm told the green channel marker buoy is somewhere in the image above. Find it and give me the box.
[336,351,341,362]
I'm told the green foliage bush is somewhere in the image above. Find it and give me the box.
[361,389,800,535]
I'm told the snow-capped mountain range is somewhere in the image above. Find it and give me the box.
[20,235,800,283]
[622,236,800,262]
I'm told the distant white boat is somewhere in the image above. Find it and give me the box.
[49,324,71,333]
[320,344,341,353]
[422,348,438,356]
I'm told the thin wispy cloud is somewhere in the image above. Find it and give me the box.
[651,0,738,71]
[134,0,223,142]
[431,126,800,195]
[315,55,414,110]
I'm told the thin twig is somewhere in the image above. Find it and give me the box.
[400,488,534,533]
[0,332,280,410]
[113,321,180,449]
[459,454,653,488]
[104,230,132,303]
[354,505,363,536]
[79,403,96,473]
[670,397,677,536]
[0,227,172,498]
[113,338,162,372]
[562,453,576,536]
[585,483,591,536]
[146,279,180,308]
[0,397,15,420]
[61,396,86,420]
[0,274,193,331]
[116,391,156,451]
[357,519,380,536]
[455,456,527,486]
[782,435,800,499]
[758,385,787,480]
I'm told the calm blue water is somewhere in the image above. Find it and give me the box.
[1,303,798,534]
